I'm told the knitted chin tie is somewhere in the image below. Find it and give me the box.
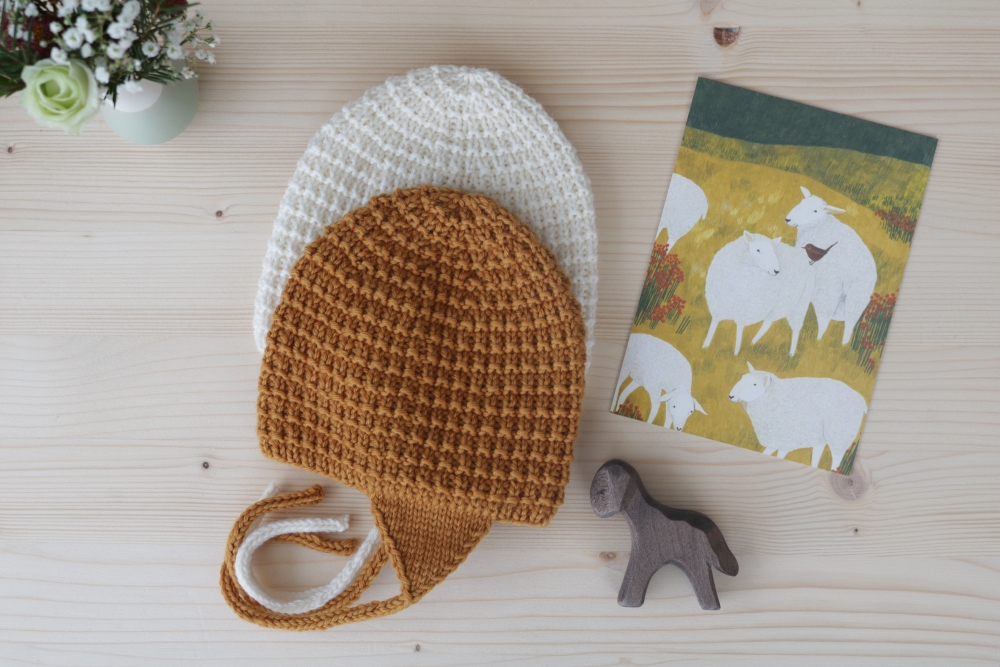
[221,485,404,630]
[231,485,382,615]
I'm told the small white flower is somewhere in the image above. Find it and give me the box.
[120,0,140,21]
[75,17,95,43]
[194,49,209,61]
[50,46,69,64]
[62,28,84,50]
[94,65,109,84]
[80,43,92,57]
[166,26,184,45]
[205,51,215,64]
[123,78,142,93]
[121,30,137,47]
[166,43,183,59]
[181,67,195,79]
[141,40,159,57]
[107,22,127,39]
[94,0,111,10]
[23,3,38,17]
[49,21,63,34]
[57,0,79,18]
[80,0,95,9]
[105,41,125,60]
[6,24,15,38]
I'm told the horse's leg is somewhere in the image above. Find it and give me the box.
[618,547,660,608]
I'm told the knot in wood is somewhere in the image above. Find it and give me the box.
[830,466,870,501]
[714,27,740,47]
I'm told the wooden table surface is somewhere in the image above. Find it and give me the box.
[2,1,999,665]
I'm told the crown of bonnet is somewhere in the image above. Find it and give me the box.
[222,187,587,630]
[254,65,598,366]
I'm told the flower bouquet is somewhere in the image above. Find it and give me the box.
[1,0,217,138]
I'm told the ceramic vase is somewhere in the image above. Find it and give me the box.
[101,69,199,145]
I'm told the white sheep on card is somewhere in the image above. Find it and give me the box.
[785,186,877,345]
[729,362,867,470]
[656,173,709,246]
[612,333,706,432]
[703,231,815,356]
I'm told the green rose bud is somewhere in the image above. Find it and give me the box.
[20,59,100,136]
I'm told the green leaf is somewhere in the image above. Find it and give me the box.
[0,42,38,98]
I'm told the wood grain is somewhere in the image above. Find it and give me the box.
[2,0,1000,664]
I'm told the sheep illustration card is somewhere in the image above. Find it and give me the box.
[612,78,936,475]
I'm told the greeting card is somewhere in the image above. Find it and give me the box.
[612,78,936,475]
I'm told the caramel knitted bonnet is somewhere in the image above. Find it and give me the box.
[253,65,598,367]
[222,187,587,629]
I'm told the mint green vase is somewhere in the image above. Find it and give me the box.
[101,72,199,145]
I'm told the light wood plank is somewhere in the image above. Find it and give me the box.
[1,543,998,666]
[2,0,1000,663]
[1,334,999,557]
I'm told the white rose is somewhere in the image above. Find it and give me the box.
[19,59,100,135]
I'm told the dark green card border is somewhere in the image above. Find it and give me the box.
[687,78,937,167]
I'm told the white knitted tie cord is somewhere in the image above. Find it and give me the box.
[234,485,382,615]
[254,64,598,367]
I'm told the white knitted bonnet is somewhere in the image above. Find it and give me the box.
[254,65,598,365]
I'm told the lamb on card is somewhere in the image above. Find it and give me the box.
[703,231,815,356]
[656,173,708,247]
[729,362,867,470]
[612,333,707,432]
[785,186,878,345]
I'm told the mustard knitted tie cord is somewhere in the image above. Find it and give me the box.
[222,187,587,629]
[221,485,493,630]
[231,484,382,614]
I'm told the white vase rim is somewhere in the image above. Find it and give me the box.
[105,80,164,113]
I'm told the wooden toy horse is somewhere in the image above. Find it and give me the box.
[591,459,739,610]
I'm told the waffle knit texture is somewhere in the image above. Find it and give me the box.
[223,187,587,629]
[253,65,598,367]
